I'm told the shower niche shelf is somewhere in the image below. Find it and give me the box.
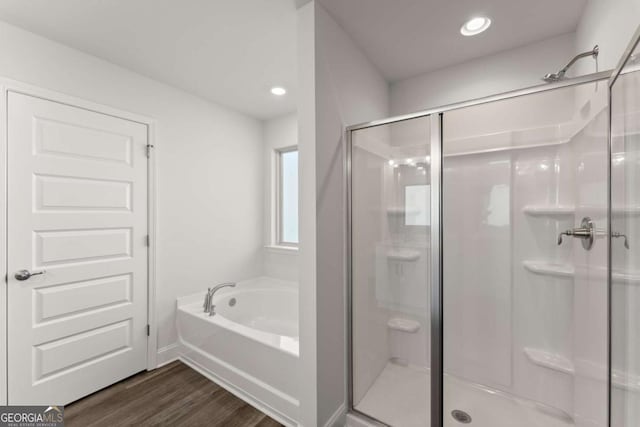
[522,205,575,217]
[523,261,574,278]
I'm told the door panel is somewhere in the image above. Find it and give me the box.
[35,174,132,211]
[7,92,148,405]
[349,116,432,426]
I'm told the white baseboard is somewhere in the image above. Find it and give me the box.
[156,343,180,367]
[324,403,346,427]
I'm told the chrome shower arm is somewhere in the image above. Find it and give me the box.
[543,45,599,82]
[558,45,600,76]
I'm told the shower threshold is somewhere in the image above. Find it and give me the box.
[354,362,574,427]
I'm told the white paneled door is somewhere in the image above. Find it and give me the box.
[7,92,149,405]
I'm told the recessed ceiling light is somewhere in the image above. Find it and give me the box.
[460,16,491,36]
[270,87,287,96]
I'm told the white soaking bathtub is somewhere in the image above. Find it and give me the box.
[177,277,299,426]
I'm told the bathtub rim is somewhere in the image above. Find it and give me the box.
[177,276,300,357]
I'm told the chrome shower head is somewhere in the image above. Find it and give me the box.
[542,72,564,83]
[542,45,599,83]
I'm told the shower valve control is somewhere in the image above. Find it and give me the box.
[557,217,595,250]
[612,231,630,249]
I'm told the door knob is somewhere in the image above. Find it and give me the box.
[14,269,46,281]
[557,217,595,250]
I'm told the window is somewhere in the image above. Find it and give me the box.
[277,147,299,245]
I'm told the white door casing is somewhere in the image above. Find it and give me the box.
[7,92,149,405]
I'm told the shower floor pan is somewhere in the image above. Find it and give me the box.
[355,362,573,427]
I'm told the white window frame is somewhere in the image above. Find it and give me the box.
[275,145,299,247]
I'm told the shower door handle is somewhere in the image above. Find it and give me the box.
[557,217,595,250]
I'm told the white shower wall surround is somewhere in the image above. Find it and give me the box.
[443,103,609,424]
[443,84,609,426]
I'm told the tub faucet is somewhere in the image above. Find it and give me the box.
[203,282,236,316]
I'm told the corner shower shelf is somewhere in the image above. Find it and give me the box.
[387,207,420,216]
[522,205,575,217]
[524,348,640,391]
[522,205,640,218]
[613,369,640,392]
[524,348,574,375]
[612,271,640,285]
[388,318,420,333]
[613,206,640,216]
[523,260,640,284]
[523,261,574,278]
[387,249,421,262]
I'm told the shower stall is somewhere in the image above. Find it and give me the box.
[346,28,640,427]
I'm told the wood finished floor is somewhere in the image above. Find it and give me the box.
[65,360,284,427]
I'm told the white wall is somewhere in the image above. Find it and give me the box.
[263,113,299,282]
[575,0,640,74]
[391,33,576,116]
[297,3,318,426]
[0,21,264,365]
[312,2,390,425]
[0,75,5,405]
[299,1,391,425]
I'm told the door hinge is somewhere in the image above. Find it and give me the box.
[146,144,154,158]
[146,324,150,337]
[145,234,150,247]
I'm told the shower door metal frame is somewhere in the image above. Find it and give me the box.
[609,25,640,88]
[607,23,640,427]
[345,68,613,427]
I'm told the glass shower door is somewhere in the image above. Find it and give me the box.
[349,115,432,426]
[610,32,640,427]
[442,82,609,427]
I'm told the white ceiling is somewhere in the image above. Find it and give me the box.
[0,0,588,118]
[0,0,298,120]
[320,0,587,82]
